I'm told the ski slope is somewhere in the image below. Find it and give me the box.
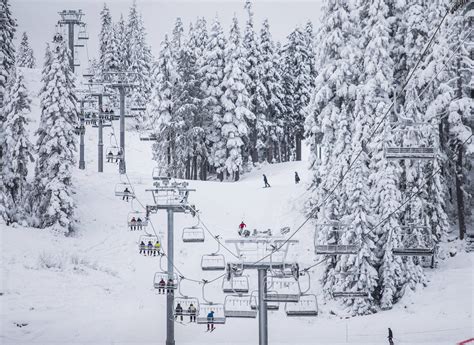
[1,69,473,345]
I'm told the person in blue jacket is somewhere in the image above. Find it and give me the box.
[207,310,215,331]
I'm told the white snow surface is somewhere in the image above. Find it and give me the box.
[1,69,472,345]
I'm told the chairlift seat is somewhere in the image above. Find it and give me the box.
[264,293,300,302]
[182,226,205,243]
[153,271,178,289]
[392,248,435,256]
[196,304,226,324]
[384,147,436,160]
[222,276,249,293]
[201,254,225,271]
[332,291,369,298]
[314,244,359,255]
[174,297,200,316]
[285,295,318,317]
[224,295,256,318]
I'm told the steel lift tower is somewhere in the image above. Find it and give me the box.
[58,10,85,72]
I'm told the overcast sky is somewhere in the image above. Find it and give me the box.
[11,0,324,72]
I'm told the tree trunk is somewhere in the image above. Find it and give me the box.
[192,155,198,180]
[456,146,466,240]
[295,133,302,161]
[185,158,191,180]
[234,169,240,181]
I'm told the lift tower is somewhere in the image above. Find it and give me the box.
[146,179,196,345]
[57,10,85,72]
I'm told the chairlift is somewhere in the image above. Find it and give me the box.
[392,224,435,256]
[174,276,200,321]
[139,234,161,256]
[106,145,123,163]
[114,182,135,200]
[182,223,205,243]
[196,283,226,324]
[152,167,170,182]
[314,222,359,255]
[74,42,85,48]
[78,24,89,40]
[384,122,436,160]
[201,237,226,271]
[264,274,301,302]
[224,294,257,318]
[250,290,279,311]
[127,211,148,230]
[284,272,318,316]
[222,275,249,294]
[153,271,178,290]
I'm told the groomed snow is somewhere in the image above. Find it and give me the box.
[1,69,472,345]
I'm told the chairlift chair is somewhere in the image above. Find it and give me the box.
[250,290,279,311]
[331,271,369,298]
[115,183,135,199]
[222,275,249,293]
[127,211,148,230]
[314,222,359,255]
[152,167,170,182]
[153,272,178,290]
[224,294,257,318]
[139,234,161,254]
[201,237,225,270]
[182,225,205,243]
[392,225,436,256]
[384,122,437,160]
[285,294,319,316]
[106,145,123,162]
[264,275,301,302]
[78,24,89,40]
[196,283,226,324]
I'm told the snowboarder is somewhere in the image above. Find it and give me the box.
[167,279,174,294]
[158,278,166,294]
[123,187,131,201]
[175,303,183,321]
[295,172,300,184]
[206,310,215,331]
[263,174,270,188]
[388,328,394,345]
[130,217,137,231]
[188,303,197,323]
[147,241,153,256]
[154,241,161,256]
[107,151,114,163]
[139,241,146,255]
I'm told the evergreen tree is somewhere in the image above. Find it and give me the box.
[115,14,128,70]
[202,16,227,179]
[16,32,35,68]
[1,69,34,224]
[0,0,16,108]
[220,16,254,181]
[99,4,118,72]
[32,35,79,234]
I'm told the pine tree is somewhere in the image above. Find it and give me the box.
[99,4,118,72]
[282,27,312,161]
[115,14,128,70]
[1,68,34,224]
[220,16,254,181]
[0,0,16,108]
[32,35,79,234]
[16,32,35,68]
[202,16,227,180]
[257,19,285,163]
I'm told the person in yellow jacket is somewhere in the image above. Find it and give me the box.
[154,241,161,256]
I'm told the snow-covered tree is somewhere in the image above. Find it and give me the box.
[32,35,79,234]
[1,69,34,224]
[220,16,254,181]
[202,16,227,179]
[115,14,128,70]
[16,32,35,68]
[0,0,16,108]
[99,4,118,72]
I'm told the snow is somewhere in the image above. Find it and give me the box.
[1,69,473,345]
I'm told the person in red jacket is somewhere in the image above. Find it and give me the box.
[238,221,250,237]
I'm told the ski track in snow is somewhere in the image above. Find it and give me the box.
[0,69,472,345]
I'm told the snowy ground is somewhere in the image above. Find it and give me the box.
[1,69,473,345]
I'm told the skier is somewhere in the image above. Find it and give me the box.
[158,278,166,294]
[206,310,215,331]
[388,328,394,345]
[116,149,122,163]
[175,303,183,322]
[139,241,146,255]
[147,240,153,256]
[295,172,300,184]
[136,217,143,230]
[107,151,114,163]
[123,187,131,201]
[154,241,161,256]
[188,303,197,323]
[130,217,137,231]
[263,174,270,188]
[167,278,174,294]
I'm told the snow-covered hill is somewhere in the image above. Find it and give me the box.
[1,69,472,345]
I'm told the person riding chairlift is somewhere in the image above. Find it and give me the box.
[130,217,137,231]
[238,221,250,237]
